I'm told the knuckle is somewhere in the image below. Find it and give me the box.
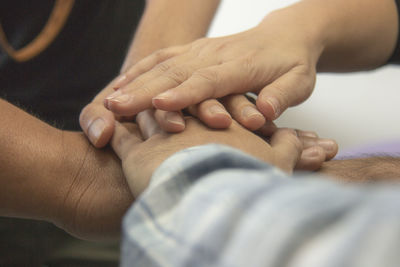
[193,69,220,97]
[281,128,302,150]
[132,77,146,90]
[194,69,219,84]
[191,37,210,49]
[213,40,232,53]
[241,54,257,77]
[269,82,290,109]
[155,61,173,73]
[165,67,190,84]
[153,49,169,62]
[139,84,154,96]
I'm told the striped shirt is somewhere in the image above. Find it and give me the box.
[121,144,400,267]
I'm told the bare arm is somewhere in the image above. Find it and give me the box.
[319,157,400,183]
[121,0,221,72]
[101,0,399,130]
[278,0,399,71]
[0,99,133,240]
[80,0,221,147]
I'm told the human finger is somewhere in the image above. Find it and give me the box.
[297,130,318,138]
[256,121,278,137]
[80,76,131,147]
[79,103,115,148]
[115,45,190,89]
[104,56,209,116]
[269,128,303,173]
[221,94,265,131]
[256,66,315,120]
[295,146,326,171]
[151,59,259,111]
[136,109,163,140]
[187,99,232,129]
[295,134,338,171]
[154,110,186,132]
[299,135,338,160]
[111,122,142,160]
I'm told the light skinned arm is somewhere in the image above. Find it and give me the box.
[120,0,221,72]
[103,0,398,126]
[290,0,398,71]
[80,0,223,148]
[0,99,133,241]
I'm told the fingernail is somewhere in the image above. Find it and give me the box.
[88,118,105,144]
[106,90,131,104]
[153,91,174,101]
[209,105,227,115]
[242,106,263,118]
[317,139,336,153]
[300,131,318,138]
[302,147,320,158]
[299,131,318,138]
[166,112,185,126]
[265,97,280,119]
[114,74,127,87]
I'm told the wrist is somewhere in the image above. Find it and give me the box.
[51,131,132,240]
[43,130,86,225]
[259,3,328,67]
[0,121,66,222]
[287,0,398,71]
[121,0,220,72]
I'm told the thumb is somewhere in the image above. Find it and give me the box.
[79,103,115,148]
[256,67,315,120]
[269,128,303,173]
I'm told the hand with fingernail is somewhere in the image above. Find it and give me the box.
[111,111,338,197]
[102,11,320,133]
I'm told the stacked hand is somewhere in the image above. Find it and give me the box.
[75,6,338,241]
[110,111,337,198]
[80,10,322,148]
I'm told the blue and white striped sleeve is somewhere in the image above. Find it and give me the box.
[121,144,400,267]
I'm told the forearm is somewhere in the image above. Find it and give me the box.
[0,99,66,220]
[123,145,400,266]
[0,99,125,224]
[319,157,400,183]
[121,0,220,71]
[266,0,398,72]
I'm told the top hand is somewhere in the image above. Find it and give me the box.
[104,10,321,131]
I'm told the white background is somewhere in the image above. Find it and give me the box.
[208,0,400,151]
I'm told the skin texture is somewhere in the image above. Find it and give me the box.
[79,0,239,148]
[0,99,133,241]
[103,0,398,133]
[0,0,335,240]
[0,97,338,242]
[111,111,338,197]
[320,157,400,183]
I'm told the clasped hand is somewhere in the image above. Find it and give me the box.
[80,11,322,147]
[110,110,337,198]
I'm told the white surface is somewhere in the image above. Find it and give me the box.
[208,0,400,150]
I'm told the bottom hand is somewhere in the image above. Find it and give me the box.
[111,111,337,197]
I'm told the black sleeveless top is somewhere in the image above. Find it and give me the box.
[0,0,145,130]
[389,0,400,64]
[2,0,400,130]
